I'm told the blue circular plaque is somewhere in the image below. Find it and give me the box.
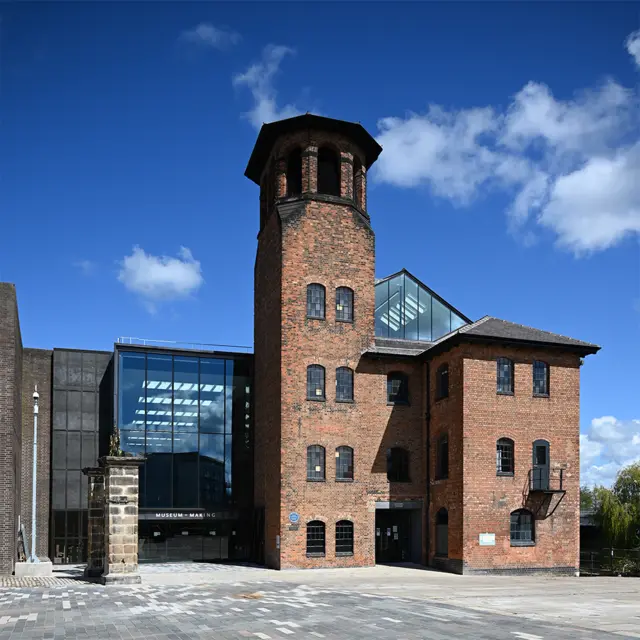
[289,512,300,523]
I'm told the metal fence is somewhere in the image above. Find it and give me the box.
[580,548,640,576]
[116,337,253,354]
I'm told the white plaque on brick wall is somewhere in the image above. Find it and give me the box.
[479,533,495,546]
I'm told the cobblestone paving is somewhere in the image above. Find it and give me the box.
[0,579,629,639]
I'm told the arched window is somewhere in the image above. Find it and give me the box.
[335,287,354,322]
[335,446,353,481]
[533,360,549,396]
[386,447,410,482]
[353,156,363,208]
[317,147,340,196]
[306,520,325,556]
[510,509,534,545]
[497,357,514,394]
[307,365,325,400]
[496,438,514,475]
[287,148,302,196]
[435,434,449,480]
[306,283,325,319]
[336,520,354,555]
[335,367,354,402]
[435,508,448,557]
[436,363,449,400]
[387,372,409,404]
[307,445,325,481]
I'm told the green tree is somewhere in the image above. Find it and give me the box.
[594,462,640,548]
[580,485,595,510]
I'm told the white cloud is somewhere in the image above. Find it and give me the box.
[581,416,640,487]
[538,142,640,253]
[180,23,240,50]
[118,246,203,311]
[73,259,96,276]
[374,31,640,256]
[232,44,300,130]
[626,29,640,69]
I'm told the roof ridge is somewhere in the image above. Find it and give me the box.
[458,315,491,334]
[485,316,596,346]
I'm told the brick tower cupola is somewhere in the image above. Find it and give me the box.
[247,115,382,569]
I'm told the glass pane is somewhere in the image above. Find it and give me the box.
[375,280,389,337]
[81,353,96,386]
[388,275,404,339]
[118,352,146,431]
[52,471,66,510]
[52,432,66,470]
[225,435,232,499]
[200,358,225,433]
[67,391,81,430]
[66,470,81,509]
[173,432,198,508]
[121,430,145,456]
[432,299,451,340]
[417,286,432,341]
[199,434,225,509]
[146,354,173,432]
[145,434,172,508]
[53,511,65,538]
[81,392,96,431]
[68,352,82,385]
[66,510,80,537]
[81,432,96,468]
[403,276,419,341]
[451,312,466,331]
[173,357,198,433]
[225,361,233,435]
[67,432,81,470]
[53,351,67,386]
[535,445,547,465]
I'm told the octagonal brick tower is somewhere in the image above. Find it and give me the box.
[246,114,382,569]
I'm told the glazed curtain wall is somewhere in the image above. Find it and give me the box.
[117,350,252,511]
[375,273,467,341]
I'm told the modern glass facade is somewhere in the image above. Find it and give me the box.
[116,347,253,562]
[375,271,468,341]
[50,349,113,564]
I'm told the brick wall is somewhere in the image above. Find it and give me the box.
[0,283,23,574]
[427,347,464,572]
[277,189,376,568]
[461,344,580,574]
[254,189,283,568]
[254,126,429,569]
[21,348,53,559]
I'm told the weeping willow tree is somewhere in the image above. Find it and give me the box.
[594,462,640,549]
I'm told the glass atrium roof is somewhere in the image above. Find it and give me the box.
[375,270,469,342]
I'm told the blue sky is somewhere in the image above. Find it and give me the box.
[1,2,639,486]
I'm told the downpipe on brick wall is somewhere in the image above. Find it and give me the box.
[425,364,431,568]
[29,386,40,563]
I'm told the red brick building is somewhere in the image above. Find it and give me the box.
[247,114,599,574]
[0,113,599,575]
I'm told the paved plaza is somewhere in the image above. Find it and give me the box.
[0,564,639,639]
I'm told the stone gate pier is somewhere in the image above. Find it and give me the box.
[83,455,144,585]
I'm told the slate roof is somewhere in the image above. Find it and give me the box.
[362,316,600,358]
[455,316,600,352]
[365,337,433,358]
[245,114,383,185]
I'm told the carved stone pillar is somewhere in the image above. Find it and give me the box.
[99,455,145,585]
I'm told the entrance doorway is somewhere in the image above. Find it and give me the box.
[375,508,419,563]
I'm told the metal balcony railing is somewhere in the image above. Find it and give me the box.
[529,467,565,493]
[116,337,252,354]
